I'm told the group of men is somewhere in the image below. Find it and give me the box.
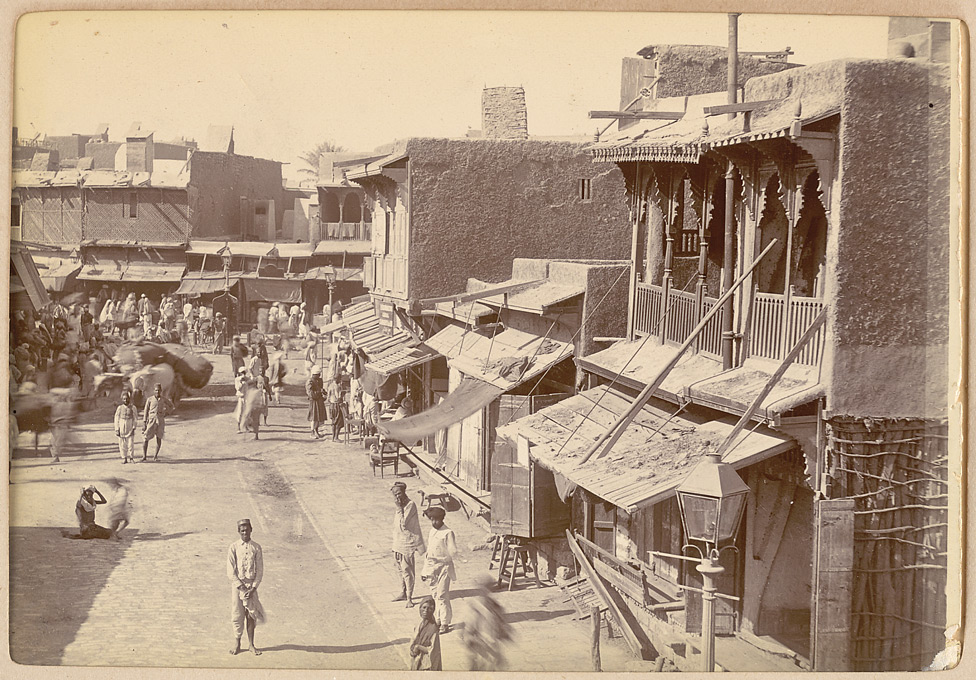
[113,381,173,462]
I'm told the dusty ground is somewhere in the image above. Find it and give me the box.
[8,348,650,673]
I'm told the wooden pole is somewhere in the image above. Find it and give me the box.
[591,606,602,671]
[578,238,779,465]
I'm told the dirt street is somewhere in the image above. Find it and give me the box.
[9,349,649,672]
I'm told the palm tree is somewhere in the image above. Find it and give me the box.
[299,140,347,178]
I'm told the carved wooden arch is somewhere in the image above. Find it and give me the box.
[685,156,724,234]
[708,145,762,225]
[648,162,683,233]
[794,166,824,223]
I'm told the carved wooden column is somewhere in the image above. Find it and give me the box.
[660,167,677,345]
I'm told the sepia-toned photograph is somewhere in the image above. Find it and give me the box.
[4,6,965,676]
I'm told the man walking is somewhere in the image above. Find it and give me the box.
[422,506,458,634]
[231,335,248,377]
[227,518,265,656]
[391,482,426,608]
[213,312,227,354]
[142,382,173,461]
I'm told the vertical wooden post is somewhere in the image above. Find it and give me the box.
[779,163,797,360]
[661,170,675,345]
[626,164,643,341]
[721,12,740,370]
[812,498,855,671]
[591,606,602,671]
[695,169,710,354]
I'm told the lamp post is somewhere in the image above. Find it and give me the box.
[324,266,337,313]
[220,245,232,291]
[675,452,749,672]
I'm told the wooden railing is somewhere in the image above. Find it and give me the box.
[320,221,371,241]
[750,288,825,366]
[633,282,824,367]
[575,533,683,610]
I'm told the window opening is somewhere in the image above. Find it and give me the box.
[579,178,592,201]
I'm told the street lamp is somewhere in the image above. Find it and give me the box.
[219,244,232,290]
[675,452,749,672]
[323,265,337,313]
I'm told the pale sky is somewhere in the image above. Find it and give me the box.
[13,11,889,182]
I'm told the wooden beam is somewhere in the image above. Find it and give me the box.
[702,99,781,116]
[566,530,650,660]
[588,110,685,120]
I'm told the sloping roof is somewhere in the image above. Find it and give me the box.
[364,342,441,377]
[497,385,795,512]
[433,300,495,322]
[590,73,841,163]
[338,301,416,357]
[425,325,573,391]
[478,280,584,313]
[10,246,52,309]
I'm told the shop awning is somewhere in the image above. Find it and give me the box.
[120,263,186,282]
[378,376,504,443]
[37,261,82,292]
[241,278,302,303]
[341,301,415,356]
[78,262,185,282]
[174,276,240,295]
[425,325,573,390]
[684,358,824,424]
[364,342,440,377]
[497,385,795,513]
[10,247,52,310]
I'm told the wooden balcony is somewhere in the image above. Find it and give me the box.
[320,221,371,241]
[634,282,824,367]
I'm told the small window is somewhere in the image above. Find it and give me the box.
[579,178,592,201]
[127,192,137,218]
[255,205,267,216]
[11,200,21,228]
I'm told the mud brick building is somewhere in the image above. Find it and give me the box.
[498,43,952,673]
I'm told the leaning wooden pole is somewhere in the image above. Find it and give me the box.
[579,238,779,465]
[717,306,828,456]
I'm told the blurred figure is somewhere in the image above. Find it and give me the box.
[105,478,131,539]
[234,367,249,432]
[409,596,442,671]
[462,576,513,670]
[212,312,227,354]
[306,365,327,438]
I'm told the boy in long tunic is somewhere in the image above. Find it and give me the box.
[422,507,458,633]
[114,391,138,463]
[142,382,173,461]
[227,518,264,655]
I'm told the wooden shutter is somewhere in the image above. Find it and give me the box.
[490,434,531,537]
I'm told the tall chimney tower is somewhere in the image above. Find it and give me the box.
[481,87,528,140]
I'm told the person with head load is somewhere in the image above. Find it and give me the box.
[391,481,426,608]
[227,518,265,656]
[422,506,458,634]
[142,382,173,461]
[114,391,138,463]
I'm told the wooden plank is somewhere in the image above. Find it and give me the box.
[418,279,546,307]
[588,110,685,120]
[566,530,649,660]
[702,99,781,116]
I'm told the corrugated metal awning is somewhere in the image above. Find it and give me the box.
[425,325,573,391]
[497,385,795,513]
